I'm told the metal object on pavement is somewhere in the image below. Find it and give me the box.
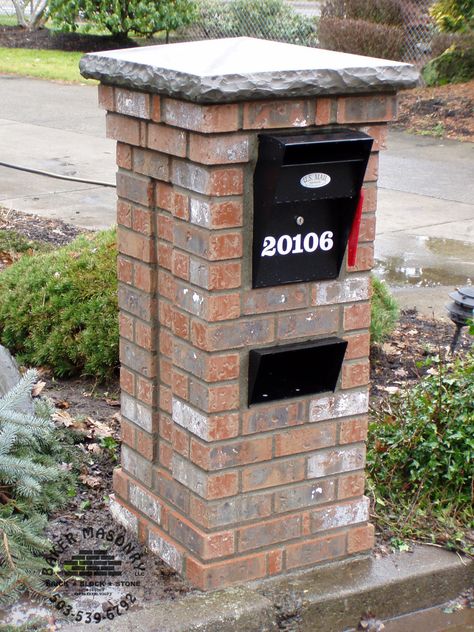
[446,286,474,352]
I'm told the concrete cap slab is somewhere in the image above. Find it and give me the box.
[79,37,419,103]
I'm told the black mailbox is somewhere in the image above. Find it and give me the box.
[252,129,373,288]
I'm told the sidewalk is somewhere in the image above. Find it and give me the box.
[1,76,473,317]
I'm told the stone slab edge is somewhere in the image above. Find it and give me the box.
[79,50,419,103]
[63,546,472,632]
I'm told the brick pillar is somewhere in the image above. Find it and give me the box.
[81,39,417,590]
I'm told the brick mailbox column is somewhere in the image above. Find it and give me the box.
[80,38,417,590]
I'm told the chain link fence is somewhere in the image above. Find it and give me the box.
[0,0,436,65]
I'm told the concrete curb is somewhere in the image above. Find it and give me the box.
[63,546,473,631]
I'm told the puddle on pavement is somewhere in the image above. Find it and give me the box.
[375,234,474,288]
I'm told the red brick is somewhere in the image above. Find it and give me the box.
[135,321,154,351]
[242,457,305,492]
[188,133,250,164]
[243,99,312,129]
[163,98,240,133]
[98,84,114,111]
[267,549,284,575]
[132,147,169,181]
[157,213,174,242]
[191,317,274,352]
[159,414,173,442]
[157,242,172,271]
[167,513,234,560]
[117,171,154,207]
[344,332,371,360]
[159,329,173,358]
[172,369,189,400]
[344,302,371,331]
[134,262,155,293]
[348,243,374,272]
[117,256,133,284]
[160,358,172,386]
[160,385,172,414]
[131,206,153,236]
[117,199,132,228]
[171,160,244,196]
[238,514,303,552]
[190,436,272,471]
[106,113,141,145]
[206,353,240,382]
[172,423,189,457]
[243,401,304,435]
[274,423,337,457]
[286,533,346,569]
[119,313,134,341]
[339,416,368,444]
[315,97,335,125]
[243,285,308,315]
[362,185,377,212]
[159,441,173,470]
[342,359,370,389]
[158,270,175,302]
[118,285,156,321]
[207,413,240,441]
[117,143,132,169]
[172,251,190,280]
[148,123,187,157]
[118,227,155,264]
[347,523,374,553]
[355,124,388,151]
[156,182,189,219]
[189,492,273,530]
[359,214,376,242]
[136,428,154,460]
[189,381,239,414]
[338,472,366,499]
[277,307,339,340]
[207,471,239,499]
[190,198,243,229]
[186,553,266,590]
[121,419,135,448]
[120,367,135,396]
[113,468,129,501]
[115,88,150,119]
[364,152,379,182]
[337,94,397,123]
[151,95,161,122]
[137,376,155,406]
[172,309,190,340]
[207,294,241,321]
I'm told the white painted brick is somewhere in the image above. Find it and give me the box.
[307,445,366,479]
[122,444,153,487]
[129,483,161,524]
[315,276,370,306]
[109,495,138,535]
[115,89,149,119]
[172,397,209,440]
[149,531,183,573]
[311,496,369,532]
[190,198,211,228]
[172,453,207,497]
[309,390,369,422]
[121,393,153,432]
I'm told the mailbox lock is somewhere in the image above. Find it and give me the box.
[295,216,305,226]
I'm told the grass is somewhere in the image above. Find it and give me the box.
[0,47,97,83]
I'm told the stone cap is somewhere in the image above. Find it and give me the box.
[80,37,419,103]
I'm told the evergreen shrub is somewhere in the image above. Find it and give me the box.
[0,229,118,380]
[370,276,399,344]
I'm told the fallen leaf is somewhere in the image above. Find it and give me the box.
[55,400,70,409]
[105,398,120,407]
[79,474,102,489]
[380,386,400,394]
[85,416,113,437]
[52,410,75,427]
[87,443,103,455]
[31,380,46,397]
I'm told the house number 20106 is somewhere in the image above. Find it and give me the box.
[261,231,334,257]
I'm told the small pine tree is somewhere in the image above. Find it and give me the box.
[0,370,76,606]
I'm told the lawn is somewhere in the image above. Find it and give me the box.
[0,47,96,83]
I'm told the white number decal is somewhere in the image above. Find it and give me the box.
[260,231,334,258]
[261,236,276,257]
[320,230,334,251]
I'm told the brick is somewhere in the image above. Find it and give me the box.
[359,214,376,242]
[148,527,184,573]
[344,332,370,360]
[243,99,312,129]
[286,532,346,569]
[243,401,304,435]
[106,113,141,145]
[172,309,190,339]
[362,185,377,212]
[168,513,234,560]
[117,143,132,170]
[160,385,172,414]
[307,445,366,479]
[163,99,239,133]
[119,312,134,341]
[172,398,209,440]
[189,493,273,529]
[189,198,243,229]
[364,152,379,182]
[132,147,169,181]
[134,262,156,293]
[117,255,133,284]
[274,423,337,457]
[186,553,266,591]
[148,123,187,157]
[98,84,114,111]
[338,472,365,500]
[109,496,139,536]
[154,468,190,514]
[337,94,397,123]
[172,160,244,196]
[175,283,240,321]
[117,199,132,228]
[151,95,161,122]
[173,455,239,499]
[354,124,388,151]
[189,133,251,164]
[173,223,242,261]
[189,380,239,413]
[118,284,156,320]
[311,497,369,532]
[315,97,335,125]
[274,478,336,513]
[267,550,284,575]
[347,523,375,553]
[120,339,156,378]
[242,457,305,492]
[159,328,173,358]
[172,423,189,456]
[115,88,150,119]
[277,307,339,340]
[121,392,155,433]
[172,251,190,280]
[239,514,303,552]
[206,353,240,382]
[172,370,189,401]
[113,468,129,501]
[121,419,135,448]
[160,358,172,386]
[135,322,154,352]
[191,318,274,352]
[158,242,172,271]
[120,367,135,396]
[129,482,162,523]
[190,260,241,290]
[339,416,368,444]
[136,376,155,406]
[158,270,175,301]
[156,182,189,219]
[243,285,308,315]
[312,276,370,306]
[159,440,173,470]
[122,444,153,486]
[117,171,154,207]
[347,243,374,272]
[118,228,155,264]
[190,436,272,471]
[344,303,371,331]
[342,360,370,389]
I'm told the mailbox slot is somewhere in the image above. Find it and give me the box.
[252,129,373,288]
[248,337,348,405]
